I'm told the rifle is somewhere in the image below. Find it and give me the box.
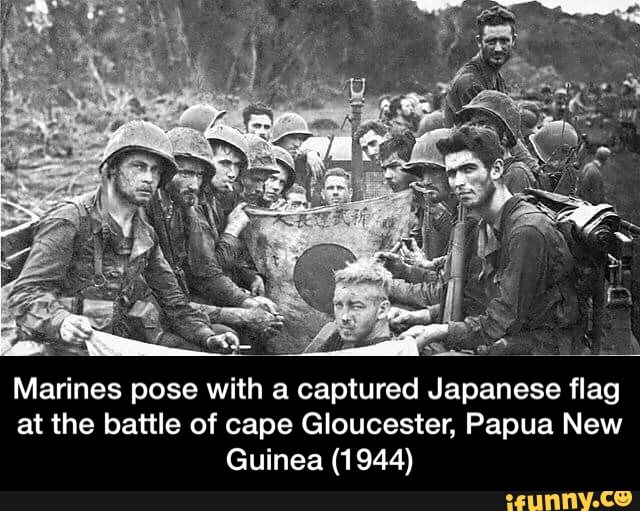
[442,205,466,322]
[150,190,190,295]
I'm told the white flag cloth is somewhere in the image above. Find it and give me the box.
[86,331,418,356]
[243,191,416,353]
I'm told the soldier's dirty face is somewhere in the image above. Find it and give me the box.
[359,130,385,159]
[445,149,496,209]
[322,175,352,206]
[420,164,450,203]
[478,24,515,69]
[278,134,307,158]
[380,152,415,192]
[211,144,244,194]
[333,283,388,346]
[246,114,272,141]
[241,169,271,204]
[113,151,162,206]
[400,98,414,118]
[168,156,205,207]
[285,192,308,211]
[263,165,289,203]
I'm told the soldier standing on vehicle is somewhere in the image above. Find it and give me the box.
[577,146,610,205]
[443,5,516,127]
[7,120,239,355]
[399,125,580,355]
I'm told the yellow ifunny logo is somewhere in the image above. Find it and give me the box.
[506,491,633,511]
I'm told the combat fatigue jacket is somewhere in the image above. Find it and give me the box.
[8,187,218,352]
[198,187,260,289]
[504,140,540,193]
[443,52,508,127]
[147,191,248,307]
[446,195,580,354]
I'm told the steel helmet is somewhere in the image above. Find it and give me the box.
[271,112,312,144]
[417,110,445,136]
[204,124,249,164]
[403,128,451,176]
[520,109,538,137]
[178,104,227,133]
[272,144,296,191]
[245,134,279,173]
[456,90,521,147]
[166,127,215,173]
[529,120,578,163]
[100,120,178,186]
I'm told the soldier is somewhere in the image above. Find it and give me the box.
[271,112,325,196]
[378,131,418,192]
[388,95,418,133]
[242,134,280,206]
[202,125,249,225]
[354,119,389,162]
[263,145,296,209]
[403,128,457,261]
[321,168,352,206]
[400,125,580,355]
[577,146,610,205]
[376,128,478,329]
[378,94,392,122]
[7,120,239,355]
[304,258,394,352]
[147,127,283,342]
[202,126,270,300]
[443,5,516,127]
[178,103,227,133]
[284,183,309,211]
[552,88,569,121]
[456,90,538,192]
[242,102,273,141]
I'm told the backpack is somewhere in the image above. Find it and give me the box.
[521,188,620,352]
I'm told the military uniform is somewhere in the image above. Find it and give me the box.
[8,187,220,354]
[147,191,249,307]
[444,195,581,354]
[443,53,508,127]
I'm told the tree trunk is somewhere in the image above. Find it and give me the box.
[248,31,257,94]
[0,0,12,114]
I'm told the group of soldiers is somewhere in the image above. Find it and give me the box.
[5,4,634,356]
